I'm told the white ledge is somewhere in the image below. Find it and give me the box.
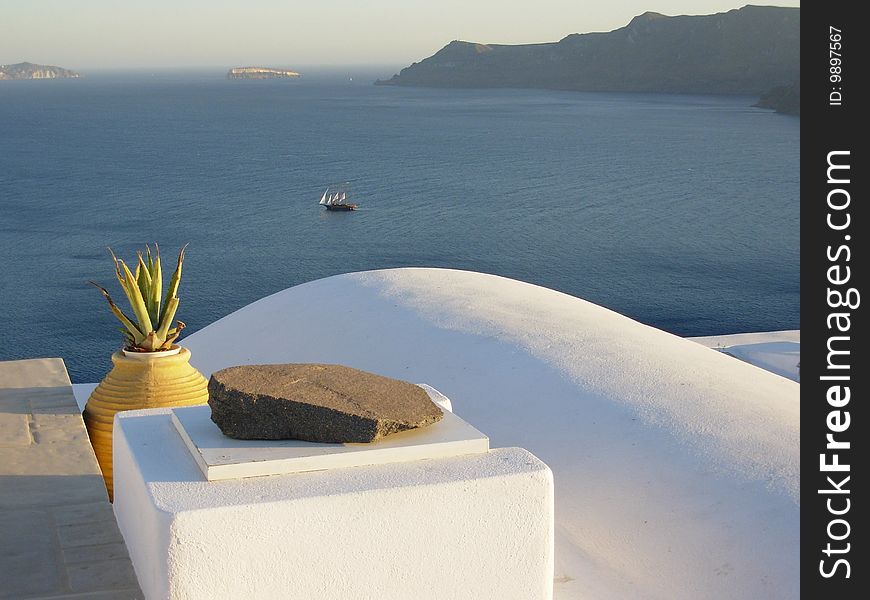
[113,407,554,600]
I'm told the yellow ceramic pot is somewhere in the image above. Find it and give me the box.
[83,346,208,500]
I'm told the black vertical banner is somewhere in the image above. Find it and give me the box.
[803,2,866,597]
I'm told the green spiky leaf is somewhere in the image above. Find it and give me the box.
[135,253,153,317]
[90,281,145,344]
[95,244,188,351]
[158,243,187,325]
[149,247,162,326]
[119,260,153,333]
[155,296,180,340]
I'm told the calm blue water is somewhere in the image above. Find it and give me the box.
[0,70,799,383]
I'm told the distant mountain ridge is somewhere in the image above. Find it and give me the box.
[0,62,79,80]
[377,5,799,96]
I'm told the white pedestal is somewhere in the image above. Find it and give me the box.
[172,402,489,481]
[113,407,554,600]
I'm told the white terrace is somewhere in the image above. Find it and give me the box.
[2,268,799,599]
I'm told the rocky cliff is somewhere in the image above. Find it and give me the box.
[227,67,301,79]
[376,5,799,96]
[755,80,800,115]
[0,62,80,80]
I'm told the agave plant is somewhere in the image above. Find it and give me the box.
[91,244,188,352]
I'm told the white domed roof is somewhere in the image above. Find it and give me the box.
[184,268,799,599]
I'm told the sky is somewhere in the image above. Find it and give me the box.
[1,0,800,70]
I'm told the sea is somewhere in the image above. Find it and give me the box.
[0,69,800,383]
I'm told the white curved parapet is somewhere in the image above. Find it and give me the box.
[177,268,799,600]
[113,407,554,600]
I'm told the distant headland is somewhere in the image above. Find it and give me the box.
[754,80,800,116]
[227,67,301,80]
[0,62,80,80]
[376,5,799,97]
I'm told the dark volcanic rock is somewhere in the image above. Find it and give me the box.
[208,364,443,443]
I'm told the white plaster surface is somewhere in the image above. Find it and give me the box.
[173,268,799,599]
[690,330,800,382]
[171,393,488,480]
[113,408,554,600]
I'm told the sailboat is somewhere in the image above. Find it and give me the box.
[318,185,358,211]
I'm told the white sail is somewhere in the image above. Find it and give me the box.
[319,184,355,208]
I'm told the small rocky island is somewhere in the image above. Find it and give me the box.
[0,62,79,80]
[227,67,301,80]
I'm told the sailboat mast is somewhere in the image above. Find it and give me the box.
[319,183,356,210]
